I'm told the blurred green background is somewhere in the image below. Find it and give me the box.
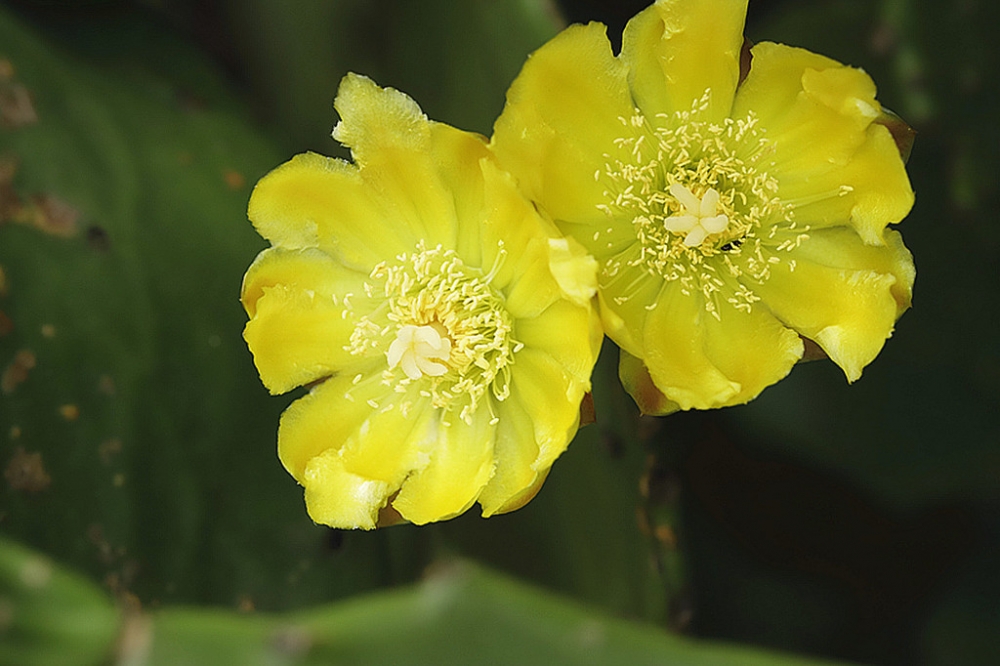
[0,0,997,664]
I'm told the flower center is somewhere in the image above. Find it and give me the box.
[348,243,519,424]
[386,323,452,379]
[664,184,731,247]
[596,90,807,318]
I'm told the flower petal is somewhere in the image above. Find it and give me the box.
[302,448,392,530]
[788,123,914,245]
[508,347,585,471]
[701,297,804,404]
[755,228,910,382]
[332,73,462,248]
[621,0,747,121]
[641,280,803,409]
[618,350,680,416]
[337,390,436,487]
[477,395,541,517]
[247,152,409,271]
[276,370,385,483]
[642,281,739,409]
[392,408,496,525]
[241,247,372,394]
[734,42,913,244]
[476,158,556,297]
[491,21,634,226]
[597,243,665,357]
[516,298,601,388]
[791,227,914,316]
[502,235,565,320]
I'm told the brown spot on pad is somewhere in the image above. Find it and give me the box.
[1,349,35,394]
[4,447,51,493]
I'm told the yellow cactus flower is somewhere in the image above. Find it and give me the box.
[240,74,602,529]
[491,0,915,413]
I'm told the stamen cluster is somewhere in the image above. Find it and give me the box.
[597,91,807,317]
[349,243,519,424]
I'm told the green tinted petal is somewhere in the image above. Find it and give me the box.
[597,247,664,358]
[618,350,680,416]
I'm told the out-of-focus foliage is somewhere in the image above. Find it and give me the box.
[0,2,422,612]
[2,536,854,666]
[0,0,998,664]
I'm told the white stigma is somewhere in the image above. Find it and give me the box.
[386,324,451,380]
[664,183,731,247]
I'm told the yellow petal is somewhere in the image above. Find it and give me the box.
[700,293,804,405]
[732,42,842,131]
[755,230,906,382]
[502,235,564,320]
[333,73,471,248]
[337,390,436,487]
[734,42,914,244]
[248,152,410,270]
[484,468,551,517]
[641,279,803,409]
[392,408,496,525]
[277,370,384,482]
[241,247,372,394]
[302,448,391,530]
[508,347,584,471]
[515,298,601,388]
[596,243,665,358]
[642,281,740,410]
[621,0,747,121]
[431,123,492,266]
[790,227,914,317]
[547,236,599,307]
[477,395,540,517]
[491,21,633,226]
[476,158,556,296]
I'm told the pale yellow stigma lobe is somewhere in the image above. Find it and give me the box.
[386,323,452,380]
[664,184,731,247]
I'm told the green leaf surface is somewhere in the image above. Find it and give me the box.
[1,536,851,666]
[0,537,119,666]
[0,4,416,609]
